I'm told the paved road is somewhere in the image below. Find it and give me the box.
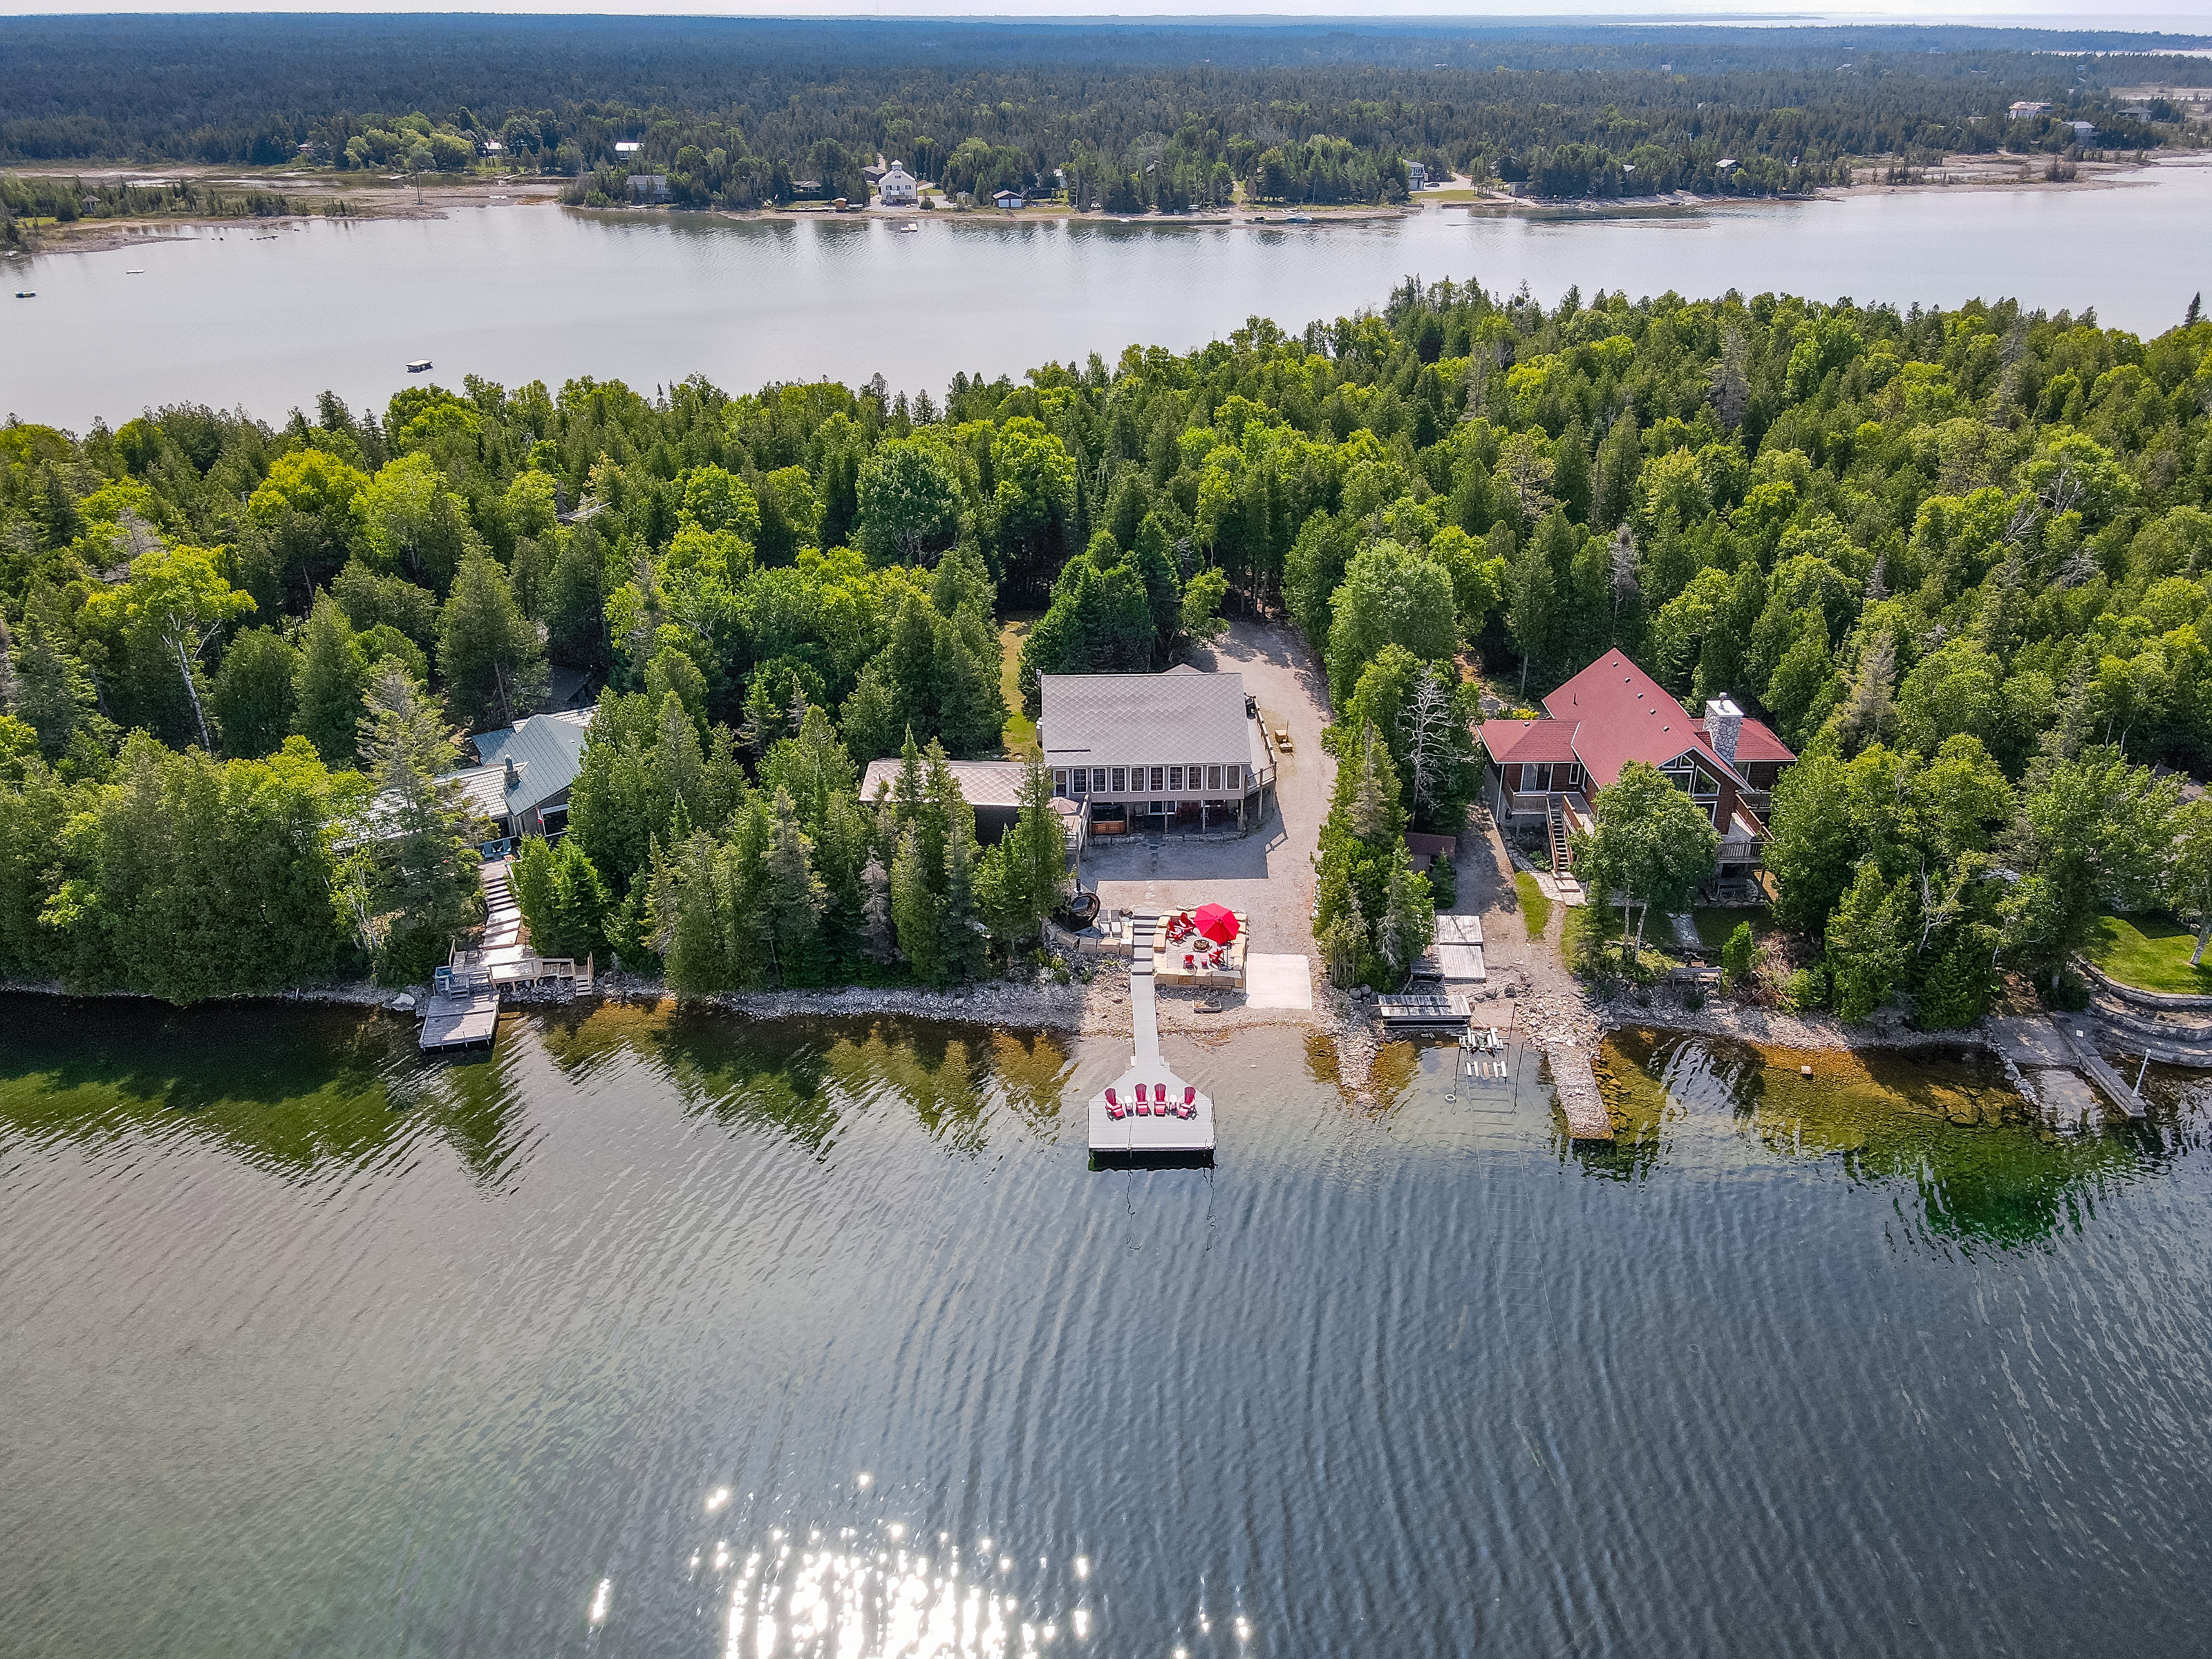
[1084,617,1335,957]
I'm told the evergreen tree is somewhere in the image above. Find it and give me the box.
[890,823,943,982]
[649,828,735,993]
[764,786,828,985]
[1824,859,1912,1020]
[941,809,986,980]
[346,662,480,983]
[294,592,368,767]
[10,608,111,772]
[1553,419,1592,523]
[438,548,547,729]
[210,626,299,759]
[861,845,897,964]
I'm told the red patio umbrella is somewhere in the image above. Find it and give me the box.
[1192,903,1239,944]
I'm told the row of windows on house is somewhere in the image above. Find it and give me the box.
[1053,763,1248,799]
[1506,760,1721,796]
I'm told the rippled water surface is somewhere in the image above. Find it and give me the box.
[5,996,2212,1658]
[8,162,2212,430]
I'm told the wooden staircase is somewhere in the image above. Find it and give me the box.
[1547,793,1585,903]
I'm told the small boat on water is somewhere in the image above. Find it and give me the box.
[13,291,33,299]
[406,359,433,374]
[898,222,919,234]
[1284,213,1313,224]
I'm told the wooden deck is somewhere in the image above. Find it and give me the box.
[1091,915,1215,1163]
[1152,908,1248,989]
[1376,992,1472,1032]
[419,986,500,1051]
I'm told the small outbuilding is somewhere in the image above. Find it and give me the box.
[860,756,1029,842]
[993,189,1027,209]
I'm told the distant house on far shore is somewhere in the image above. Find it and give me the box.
[2009,100,2050,118]
[628,174,670,201]
[993,189,1027,209]
[879,162,919,206]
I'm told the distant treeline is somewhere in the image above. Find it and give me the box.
[0,17,2205,211]
[0,174,351,250]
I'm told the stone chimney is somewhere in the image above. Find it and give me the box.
[503,755,519,791]
[1706,697,1743,769]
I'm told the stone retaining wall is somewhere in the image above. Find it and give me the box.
[2077,956,2212,1011]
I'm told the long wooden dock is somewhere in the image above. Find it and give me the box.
[1089,914,1215,1164]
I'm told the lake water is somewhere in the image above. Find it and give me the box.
[7,163,2212,433]
[6,995,2212,1658]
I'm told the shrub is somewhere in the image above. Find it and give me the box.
[1913,935,1999,1029]
[1721,920,1755,986]
[2045,969,2092,1013]
[1429,853,1458,909]
[1784,964,1828,1011]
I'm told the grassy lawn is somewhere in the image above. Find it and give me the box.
[2086,912,2212,996]
[998,617,1040,758]
[1514,871,1552,939]
[1693,906,1768,953]
[1564,900,1691,983]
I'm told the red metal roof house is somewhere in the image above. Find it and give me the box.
[1478,653,1795,896]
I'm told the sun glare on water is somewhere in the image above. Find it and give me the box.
[684,1495,1107,1658]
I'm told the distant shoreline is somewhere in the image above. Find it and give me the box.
[9,152,2202,263]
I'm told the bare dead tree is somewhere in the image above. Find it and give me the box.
[1397,669,1455,818]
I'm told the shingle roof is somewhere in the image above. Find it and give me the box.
[1039,671,1250,767]
[1483,654,1797,790]
[860,757,1029,810]
[1478,718,1582,767]
[1541,652,1742,790]
[462,708,595,816]
[1700,714,1795,765]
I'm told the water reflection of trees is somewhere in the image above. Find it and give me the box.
[532,1001,1074,1156]
[1,995,1083,1188]
[1600,1028,2157,1250]
[0,993,523,1182]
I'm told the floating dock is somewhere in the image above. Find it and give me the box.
[1376,991,1473,1032]
[418,985,499,1051]
[1090,914,1215,1165]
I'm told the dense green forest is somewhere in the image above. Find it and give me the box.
[1,17,2204,211]
[3,269,2211,1017]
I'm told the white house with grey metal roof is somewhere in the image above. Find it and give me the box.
[1038,667,1271,835]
